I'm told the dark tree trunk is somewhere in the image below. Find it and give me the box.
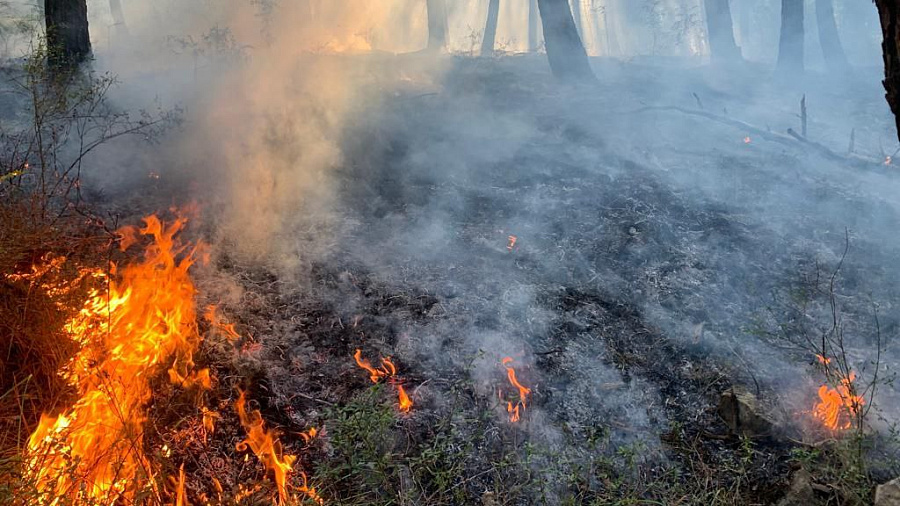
[537,0,594,81]
[45,0,91,67]
[426,0,448,52]
[776,0,804,73]
[874,0,900,142]
[481,0,500,57]
[704,0,741,64]
[109,0,129,38]
[815,0,849,72]
[528,0,542,52]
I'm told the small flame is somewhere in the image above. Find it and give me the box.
[885,156,893,166]
[813,371,865,431]
[501,357,531,423]
[743,136,752,144]
[507,235,518,251]
[354,350,414,413]
[816,354,831,365]
[397,385,413,413]
[235,391,322,505]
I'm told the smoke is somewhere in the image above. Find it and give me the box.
[53,0,900,489]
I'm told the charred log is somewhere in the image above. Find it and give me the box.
[537,0,595,82]
[481,0,500,57]
[704,0,742,65]
[874,0,900,142]
[776,0,804,74]
[815,0,849,72]
[45,0,92,67]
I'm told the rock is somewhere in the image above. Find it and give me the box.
[777,469,817,506]
[876,476,900,506]
[717,386,776,437]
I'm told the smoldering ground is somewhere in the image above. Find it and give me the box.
[27,0,900,502]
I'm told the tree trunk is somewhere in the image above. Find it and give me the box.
[704,0,741,64]
[815,0,849,72]
[109,0,129,38]
[481,0,500,57]
[537,0,594,81]
[874,0,900,142]
[426,0,448,52]
[571,0,583,39]
[776,0,804,74]
[528,0,542,52]
[45,0,91,67]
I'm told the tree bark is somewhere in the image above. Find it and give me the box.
[481,0,500,57]
[815,0,849,72]
[776,0,804,74]
[426,0,448,52]
[528,0,542,52]
[704,0,741,64]
[874,0,900,142]
[109,0,129,38]
[537,0,594,81]
[45,0,91,67]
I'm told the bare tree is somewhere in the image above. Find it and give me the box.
[44,0,91,66]
[815,0,848,72]
[704,0,741,65]
[776,0,804,74]
[874,0,900,142]
[538,0,594,81]
[426,0,448,52]
[481,0,500,57]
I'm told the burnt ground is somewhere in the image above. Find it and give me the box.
[128,55,900,504]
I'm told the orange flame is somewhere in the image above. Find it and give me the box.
[23,214,209,505]
[743,136,752,144]
[397,385,413,413]
[235,391,322,505]
[813,371,865,430]
[354,350,414,413]
[507,235,518,251]
[815,354,831,365]
[501,357,531,423]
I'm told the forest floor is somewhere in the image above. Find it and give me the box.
[9,53,900,505]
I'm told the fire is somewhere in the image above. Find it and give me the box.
[743,136,752,144]
[397,385,413,413]
[507,235,518,251]
[234,391,322,505]
[23,214,210,505]
[353,349,414,413]
[501,357,531,423]
[885,156,893,166]
[815,354,831,365]
[813,371,865,431]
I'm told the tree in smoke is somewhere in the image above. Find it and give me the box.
[528,0,542,52]
[704,0,741,65]
[44,0,91,66]
[426,0,448,52]
[874,0,900,142]
[776,0,804,74]
[815,0,848,72]
[538,0,594,81]
[481,0,500,57]
[108,0,129,39]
